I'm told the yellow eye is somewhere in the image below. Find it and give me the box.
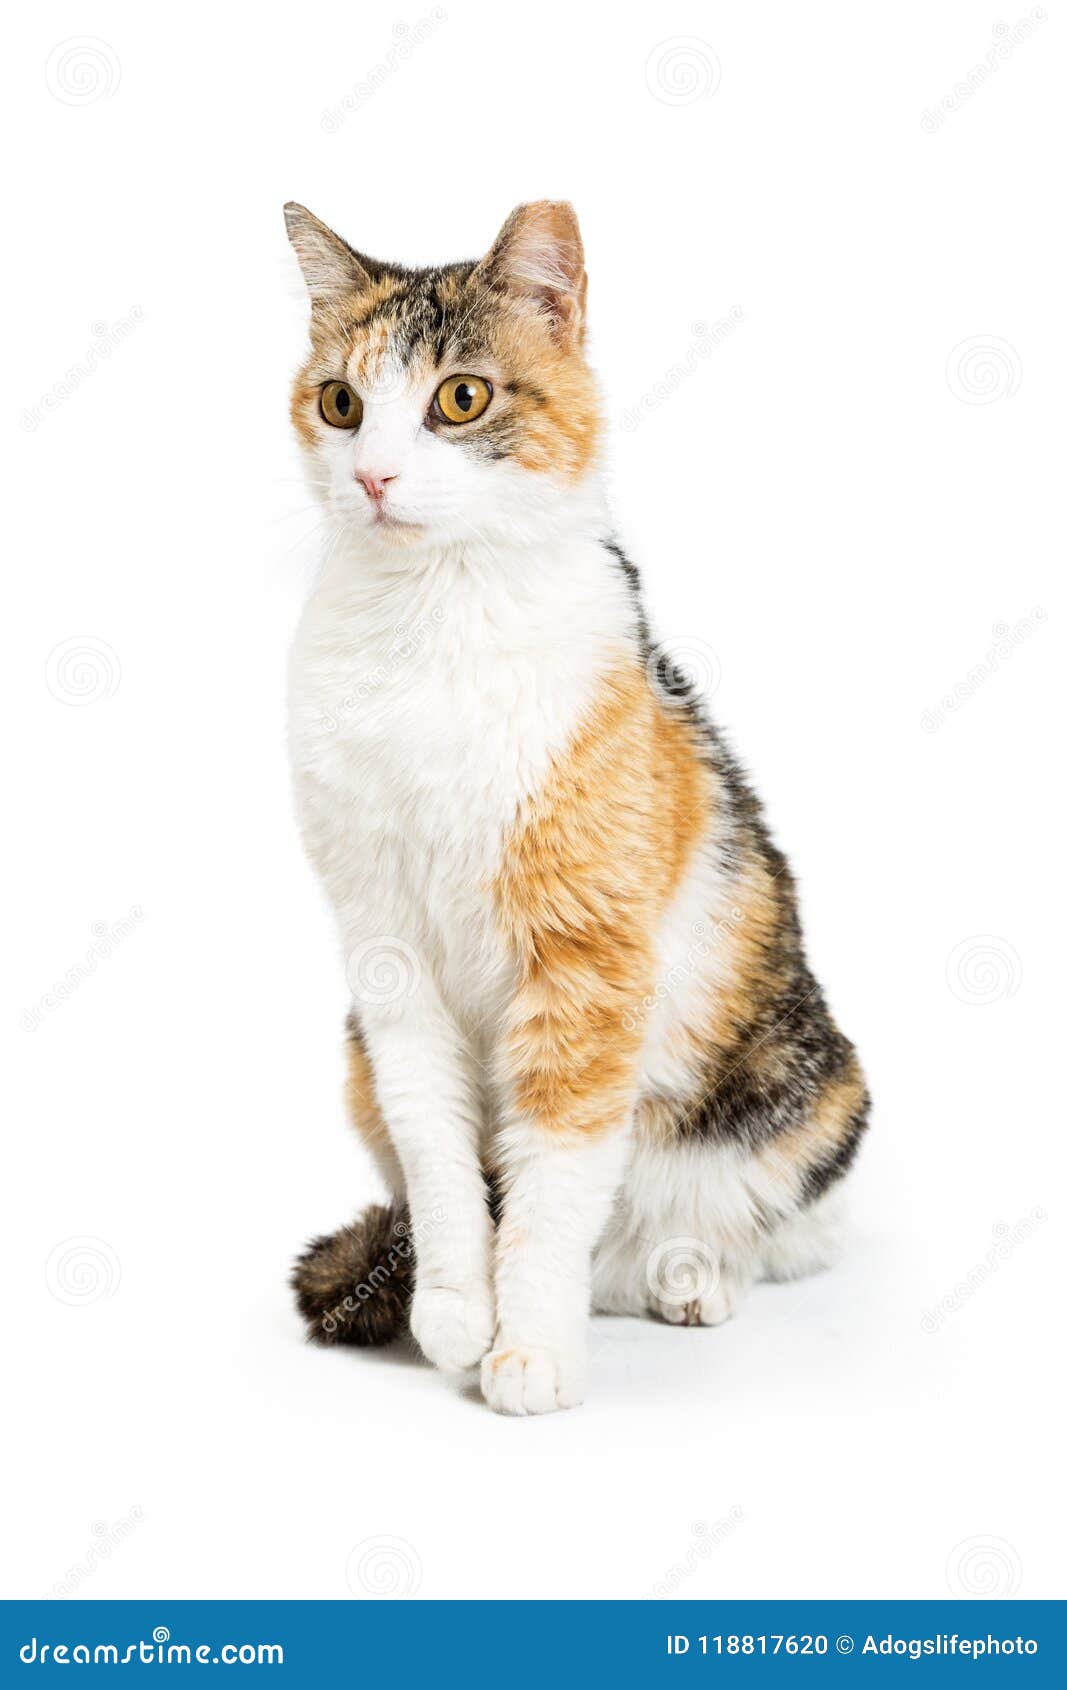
[320,381,362,429]
[433,375,492,425]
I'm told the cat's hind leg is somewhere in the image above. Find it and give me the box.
[595,1206,755,1328]
[756,1185,847,1283]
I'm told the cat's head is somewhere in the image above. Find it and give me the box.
[285,201,601,553]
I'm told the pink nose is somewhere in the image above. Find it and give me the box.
[355,471,396,504]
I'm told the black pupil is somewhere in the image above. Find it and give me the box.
[335,387,350,416]
[454,383,474,412]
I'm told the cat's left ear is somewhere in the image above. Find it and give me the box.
[472,202,587,348]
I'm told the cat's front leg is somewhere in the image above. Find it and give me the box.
[482,1121,631,1415]
[356,989,494,1372]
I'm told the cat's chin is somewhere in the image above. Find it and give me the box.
[373,516,425,544]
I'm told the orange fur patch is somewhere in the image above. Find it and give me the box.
[493,314,600,479]
[344,1022,390,1156]
[495,664,709,1136]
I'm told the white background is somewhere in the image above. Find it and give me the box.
[4,0,1063,1603]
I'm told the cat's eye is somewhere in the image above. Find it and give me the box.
[320,381,363,429]
[433,375,492,425]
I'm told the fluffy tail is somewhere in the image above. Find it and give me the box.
[291,1202,414,1347]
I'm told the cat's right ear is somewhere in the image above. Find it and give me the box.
[284,203,373,301]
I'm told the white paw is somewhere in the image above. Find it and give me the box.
[650,1267,747,1327]
[695,1269,747,1325]
[480,1344,587,1416]
[411,1283,495,1372]
[650,1293,700,1326]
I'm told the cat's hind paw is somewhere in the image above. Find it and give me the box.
[480,1344,586,1416]
[649,1264,748,1327]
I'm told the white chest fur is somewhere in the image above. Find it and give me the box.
[289,530,636,1033]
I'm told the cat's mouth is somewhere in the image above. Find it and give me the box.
[373,507,423,534]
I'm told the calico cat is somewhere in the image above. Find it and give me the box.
[285,200,869,1414]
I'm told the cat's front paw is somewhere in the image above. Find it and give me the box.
[480,1343,587,1416]
[411,1283,495,1373]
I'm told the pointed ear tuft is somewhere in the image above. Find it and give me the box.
[472,202,587,347]
[284,202,372,301]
